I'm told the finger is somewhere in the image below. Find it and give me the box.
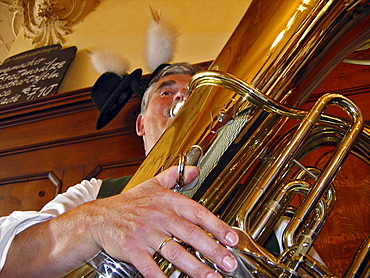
[168,215,238,273]
[129,248,167,278]
[167,195,239,248]
[154,166,237,247]
[158,238,223,278]
[151,165,238,272]
[154,165,199,189]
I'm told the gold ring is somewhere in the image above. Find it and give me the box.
[158,236,173,253]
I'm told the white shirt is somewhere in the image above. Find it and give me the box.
[0,178,102,270]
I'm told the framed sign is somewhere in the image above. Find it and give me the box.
[0,44,77,106]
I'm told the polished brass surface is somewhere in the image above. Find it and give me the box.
[125,0,370,190]
[87,0,370,277]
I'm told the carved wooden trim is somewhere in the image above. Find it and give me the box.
[0,87,142,129]
[0,170,61,196]
[0,126,137,158]
[0,87,93,127]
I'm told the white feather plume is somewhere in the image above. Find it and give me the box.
[89,49,130,76]
[144,7,179,72]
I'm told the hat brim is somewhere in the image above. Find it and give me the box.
[96,68,142,129]
[130,64,170,98]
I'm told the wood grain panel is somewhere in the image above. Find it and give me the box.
[0,171,61,217]
[0,88,144,214]
[83,158,144,185]
[0,98,141,154]
[301,147,370,276]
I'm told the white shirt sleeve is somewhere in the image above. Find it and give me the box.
[0,178,102,270]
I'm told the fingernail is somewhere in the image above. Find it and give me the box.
[225,231,238,245]
[223,255,237,271]
[207,272,222,278]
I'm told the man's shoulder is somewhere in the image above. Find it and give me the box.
[97,176,132,198]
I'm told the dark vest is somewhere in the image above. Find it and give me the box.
[97,176,131,198]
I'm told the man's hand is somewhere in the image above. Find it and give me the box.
[1,166,238,278]
[86,166,239,278]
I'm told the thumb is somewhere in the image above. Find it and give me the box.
[154,165,200,189]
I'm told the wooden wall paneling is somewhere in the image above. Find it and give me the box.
[0,130,144,187]
[83,157,144,181]
[313,60,370,95]
[0,89,145,216]
[303,148,370,275]
[0,171,61,217]
[0,94,141,154]
[0,89,93,128]
[60,165,87,193]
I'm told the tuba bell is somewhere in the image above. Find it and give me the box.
[86,0,370,277]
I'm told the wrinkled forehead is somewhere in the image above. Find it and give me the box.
[154,75,192,93]
[154,74,191,89]
[142,74,192,111]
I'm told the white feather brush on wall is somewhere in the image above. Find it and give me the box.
[144,7,179,72]
[89,7,178,76]
[89,49,130,77]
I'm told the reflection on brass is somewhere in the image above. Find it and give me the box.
[343,40,370,66]
[343,39,370,65]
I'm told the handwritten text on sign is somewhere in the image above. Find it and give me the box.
[0,45,77,106]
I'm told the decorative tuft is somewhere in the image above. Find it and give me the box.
[144,7,178,72]
[89,49,130,76]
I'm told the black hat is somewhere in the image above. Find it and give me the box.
[130,63,170,98]
[90,64,171,130]
[90,68,142,129]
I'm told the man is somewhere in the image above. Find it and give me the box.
[0,63,239,278]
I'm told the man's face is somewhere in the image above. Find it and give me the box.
[136,74,193,154]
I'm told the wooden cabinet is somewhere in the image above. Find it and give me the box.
[0,89,145,216]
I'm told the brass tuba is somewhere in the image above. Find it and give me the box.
[87,0,370,277]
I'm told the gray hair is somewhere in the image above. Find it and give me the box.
[140,63,203,113]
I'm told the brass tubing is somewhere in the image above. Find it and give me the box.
[291,252,335,277]
[188,71,307,120]
[281,190,336,277]
[343,235,370,278]
[238,94,332,237]
[284,94,364,248]
[251,180,311,241]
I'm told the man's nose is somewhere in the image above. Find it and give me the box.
[174,88,187,101]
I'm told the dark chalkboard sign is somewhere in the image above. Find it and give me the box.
[0,44,77,106]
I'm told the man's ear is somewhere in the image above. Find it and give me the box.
[136,114,145,136]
